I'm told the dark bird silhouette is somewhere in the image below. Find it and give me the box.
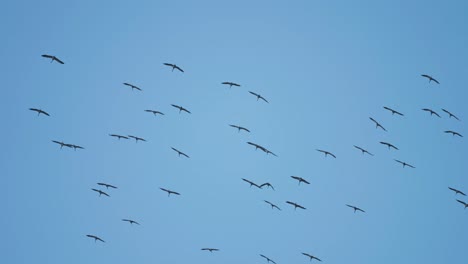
[97,183,117,189]
[346,204,365,213]
[421,74,439,84]
[422,108,441,117]
[160,188,180,196]
[260,254,277,264]
[42,54,64,64]
[441,108,460,121]
[91,189,110,197]
[29,108,50,116]
[302,253,322,262]
[123,82,142,91]
[247,142,267,151]
[86,235,105,243]
[229,124,250,133]
[201,248,219,252]
[444,130,463,137]
[171,147,190,158]
[291,176,310,185]
[286,201,306,210]
[353,145,374,156]
[249,91,269,103]
[456,199,468,209]
[145,109,164,116]
[316,149,336,158]
[259,182,275,190]
[242,178,261,188]
[109,134,129,140]
[449,187,466,196]
[122,219,140,225]
[394,159,415,168]
[369,117,387,131]
[163,63,184,72]
[383,106,404,116]
[52,140,72,149]
[380,141,399,150]
[222,82,241,88]
[171,104,191,114]
[128,135,146,143]
[264,200,281,210]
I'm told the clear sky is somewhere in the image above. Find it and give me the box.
[2,0,467,263]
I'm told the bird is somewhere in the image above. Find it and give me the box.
[383,106,404,116]
[316,149,336,158]
[448,187,466,196]
[346,204,365,213]
[456,199,468,209]
[422,108,441,117]
[69,144,84,151]
[259,182,275,190]
[380,141,399,150]
[86,234,105,243]
[122,219,140,225]
[145,109,164,116]
[109,134,129,140]
[128,135,146,143]
[247,142,267,152]
[163,63,184,72]
[421,74,439,84]
[229,124,250,133]
[91,189,110,197]
[171,104,191,114]
[444,130,463,137]
[394,159,415,168]
[29,108,50,116]
[353,145,374,156]
[201,248,219,252]
[260,254,277,264]
[171,147,190,158]
[441,108,460,121]
[41,54,64,64]
[222,82,241,88]
[160,188,180,197]
[123,82,142,91]
[97,183,117,189]
[369,117,387,131]
[242,178,261,188]
[264,200,281,210]
[291,176,310,185]
[52,140,72,149]
[302,253,322,262]
[286,201,306,210]
[249,91,269,103]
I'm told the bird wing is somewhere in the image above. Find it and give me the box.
[357,208,365,213]
[249,91,258,96]
[241,127,250,132]
[286,201,295,206]
[354,145,363,151]
[329,152,337,158]
[171,104,180,109]
[163,63,174,67]
[102,191,110,197]
[182,108,191,114]
[181,152,190,158]
[54,57,65,64]
[302,178,310,184]
[369,117,377,124]
[456,199,467,206]
[432,78,440,84]
[172,191,181,195]
[291,176,300,181]
[171,147,179,153]
[260,96,269,103]
[160,188,169,193]
[42,54,53,59]
[394,159,403,164]
[175,65,184,72]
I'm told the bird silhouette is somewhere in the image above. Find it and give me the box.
[160,188,180,196]
[145,109,164,116]
[29,108,50,116]
[441,108,460,121]
[394,159,415,168]
[123,82,142,91]
[264,200,281,210]
[422,108,441,117]
[456,199,468,209]
[201,248,219,252]
[229,124,250,133]
[444,130,463,137]
[122,219,140,225]
[171,104,191,114]
[421,74,439,84]
[109,134,129,140]
[286,201,306,210]
[52,140,72,149]
[259,182,275,190]
[86,234,105,243]
[128,135,146,143]
[369,117,387,131]
[247,142,267,152]
[346,204,365,213]
[316,149,336,158]
[163,63,184,72]
[291,176,310,185]
[302,253,322,262]
[222,82,241,88]
[91,189,110,197]
[353,145,374,156]
[380,141,399,150]
[249,91,269,103]
[448,187,466,196]
[242,178,261,188]
[42,54,64,64]
[97,183,117,189]
[260,254,277,264]
[383,106,404,116]
[171,147,190,158]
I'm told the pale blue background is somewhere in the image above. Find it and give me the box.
[2,0,467,263]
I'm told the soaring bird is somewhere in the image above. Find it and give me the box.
[346,204,365,213]
[394,159,415,168]
[242,178,261,188]
[171,147,190,158]
[383,106,404,116]
[448,187,466,196]
[444,130,463,137]
[380,141,398,150]
[302,253,322,262]
[456,199,468,209]
[145,109,164,116]
[249,91,269,103]
[291,176,310,185]
[29,108,50,116]
[260,254,277,264]
[353,145,374,156]
[201,248,219,252]
[122,219,140,225]
[247,142,267,151]
[259,182,275,190]
[163,63,184,72]
[123,82,142,91]
[97,183,117,189]
[91,189,110,197]
[422,108,441,117]
[52,140,72,149]
[441,108,460,120]
[171,104,191,114]
[421,74,439,84]
[316,149,336,158]
[222,82,241,88]
[229,124,250,133]
[286,201,306,210]
[264,200,281,210]
[42,54,64,64]
[160,188,180,196]
[109,134,129,140]
[128,135,146,143]
[86,235,105,243]
[369,117,387,131]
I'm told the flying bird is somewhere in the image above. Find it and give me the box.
[353,145,374,156]
[316,149,336,158]
[394,159,415,168]
[249,91,269,103]
[441,108,460,120]
[383,106,404,116]
[160,188,180,196]
[123,82,142,91]
[264,200,281,210]
[222,82,241,88]
[171,104,191,114]
[128,135,146,143]
[259,182,275,190]
[97,183,117,189]
[29,108,50,116]
[286,201,306,210]
[145,109,164,116]
[52,140,72,149]
[346,204,365,213]
[247,142,267,151]
[91,189,110,197]
[421,74,439,84]
[109,134,129,140]
[201,248,219,252]
[422,108,441,117]
[86,235,105,243]
[380,141,399,150]
[42,54,64,64]
[122,219,140,225]
[260,254,277,264]
[448,187,466,196]
[369,117,387,131]
[444,130,463,137]
[456,199,468,209]
[229,124,250,133]
[171,147,190,158]
[163,63,184,72]
[242,178,261,188]
[302,253,322,262]
[291,176,310,185]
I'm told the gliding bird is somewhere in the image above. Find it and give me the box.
[291,176,310,185]
[264,200,281,210]
[171,147,190,158]
[422,108,441,117]
[353,145,373,156]
[448,187,466,196]
[163,63,184,72]
[380,141,399,150]
[41,54,64,64]
[29,108,50,116]
[229,124,250,133]
[445,130,463,137]
[394,159,415,168]
[123,83,142,91]
[346,204,365,213]
[383,106,404,116]
[316,149,336,158]
[171,104,191,114]
[442,108,460,120]
[302,253,322,262]
[222,82,240,88]
[160,188,180,196]
[249,91,269,103]
[86,235,105,243]
[421,74,439,84]
[369,117,387,131]
[286,201,306,210]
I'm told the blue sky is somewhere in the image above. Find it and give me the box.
[2,0,467,263]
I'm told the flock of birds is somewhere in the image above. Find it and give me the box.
[31,54,466,263]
